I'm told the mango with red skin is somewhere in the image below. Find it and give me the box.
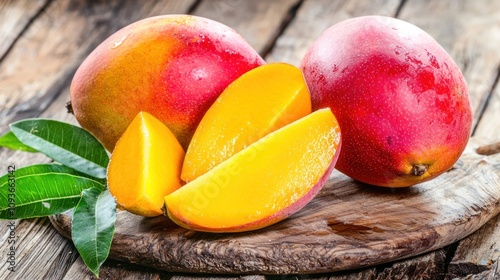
[70,15,264,151]
[301,16,472,187]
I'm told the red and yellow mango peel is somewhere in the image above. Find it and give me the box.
[70,15,264,151]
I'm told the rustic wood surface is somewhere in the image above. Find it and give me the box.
[1,0,499,279]
[49,138,500,275]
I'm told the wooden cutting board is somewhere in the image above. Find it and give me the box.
[50,137,500,275]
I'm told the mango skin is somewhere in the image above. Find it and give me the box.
[70,15,264,151]
[301,16,472,187]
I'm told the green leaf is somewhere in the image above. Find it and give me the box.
[0,164,105,219]
[0,131,38,152]
[72,188,116,277]
[10,119,109,179]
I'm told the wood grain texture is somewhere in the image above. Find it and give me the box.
[56,254,272,280]
[0,218,78,280]
[373,250,447,280]
[474,74,500,141]
[63,257,173,280]
[192,0,302,55]
[477,142,500,156]
[50,138,500,275]
[62,256,268,280]
[0,0,47,60]
[449,262,500,280]
[297,268,377,280]
[265,0,402,65]
[447,216,500,279]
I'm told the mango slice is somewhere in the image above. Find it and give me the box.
[165,108,341,232]
[107,112,184,217]
[181,63,311,182]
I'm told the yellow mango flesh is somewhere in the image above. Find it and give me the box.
[108,112,184,217]
[181,63,311,182]
[165,108,341,232]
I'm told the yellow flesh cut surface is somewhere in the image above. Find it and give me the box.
[107,111,184,217]
[181,63,311,182]
[166,108,340,230]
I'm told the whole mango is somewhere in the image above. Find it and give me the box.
[70,15,264,151]
[301,16,472,187]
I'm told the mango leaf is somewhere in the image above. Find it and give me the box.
[10,119,109,179]
[0,164,105,219]
[0,131,38,152]
[72,188,116,277]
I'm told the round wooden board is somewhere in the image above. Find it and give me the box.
[50,138,500,275]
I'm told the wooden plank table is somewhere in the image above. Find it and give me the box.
[1,0,499,279]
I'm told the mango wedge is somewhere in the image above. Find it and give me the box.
[165,108,341,232]
[108,112,184,217]
[181,63,311,182]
